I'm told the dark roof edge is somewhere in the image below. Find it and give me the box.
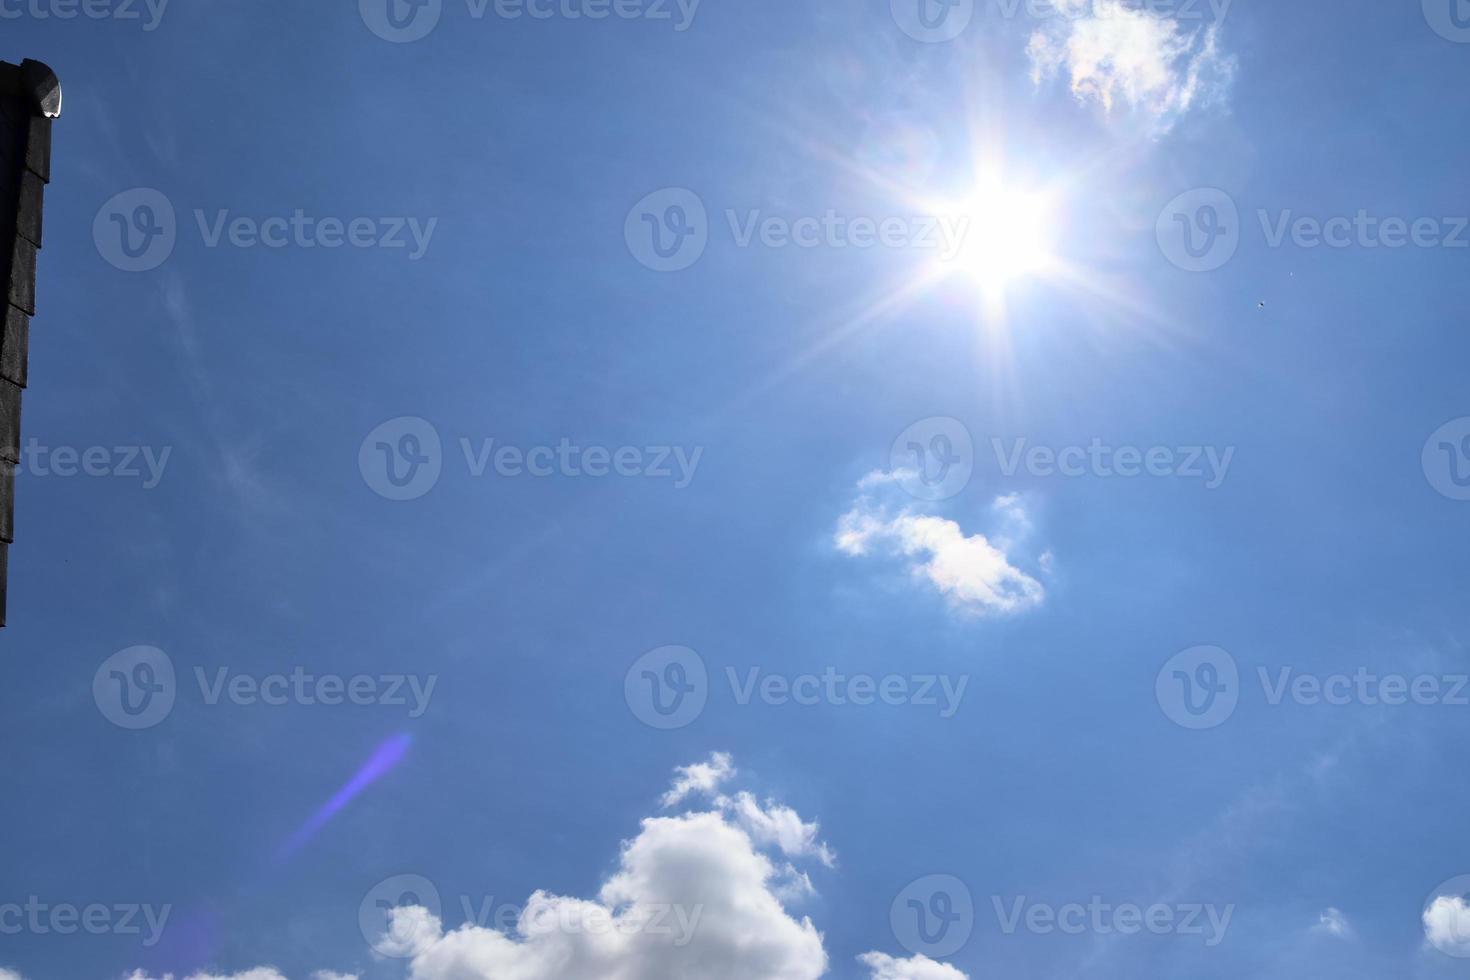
[20,60,61,119]
[0,60,61,118]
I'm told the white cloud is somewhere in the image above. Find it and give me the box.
[859,951,970,979]
[375,905,446,962]
[372,756,831,980]
[126,758,831,980]
[1424,893,1470,955]
[772,864,818,904]
[834,505,888,557]
[388,808,827,980]
[663,755,836,866]
[1313,907,1353,939]
[118,758,975,980]
[667,758,840,869]
[0,970,25,980]
[836,483,1046,616]
[719,791,837,868]
[989,494,1033,550]
[662,751,736,808]
[1027,0,1234,130]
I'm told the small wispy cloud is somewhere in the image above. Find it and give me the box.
[836,476,1047,617]
[720,791,838,869]
[1026,0,1235,131]
[664,754,837,868]
[1313,907,1354,940]
[662,751,737,808]
[159,272,285,520]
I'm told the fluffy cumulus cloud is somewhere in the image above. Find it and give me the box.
[367,758,858,980]
[0,970,25,980]
[1027,0,1234,130]
[373,755,848,979]
[837,479,1046,617]
[385,807,828,980]
[122,757,962,980]
[1424,893,1470,955]
[859,952,970,979]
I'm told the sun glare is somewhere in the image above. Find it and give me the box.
[934,181,1056,294]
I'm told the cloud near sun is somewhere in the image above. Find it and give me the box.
[836,473,1049,618]
[1026,0,1236,130]
[114,755,968,980]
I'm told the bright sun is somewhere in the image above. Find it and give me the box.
[934,181,1055,294]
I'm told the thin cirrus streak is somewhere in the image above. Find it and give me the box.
[274,732,415,864]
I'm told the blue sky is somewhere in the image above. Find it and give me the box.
[3,1,1470,978]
